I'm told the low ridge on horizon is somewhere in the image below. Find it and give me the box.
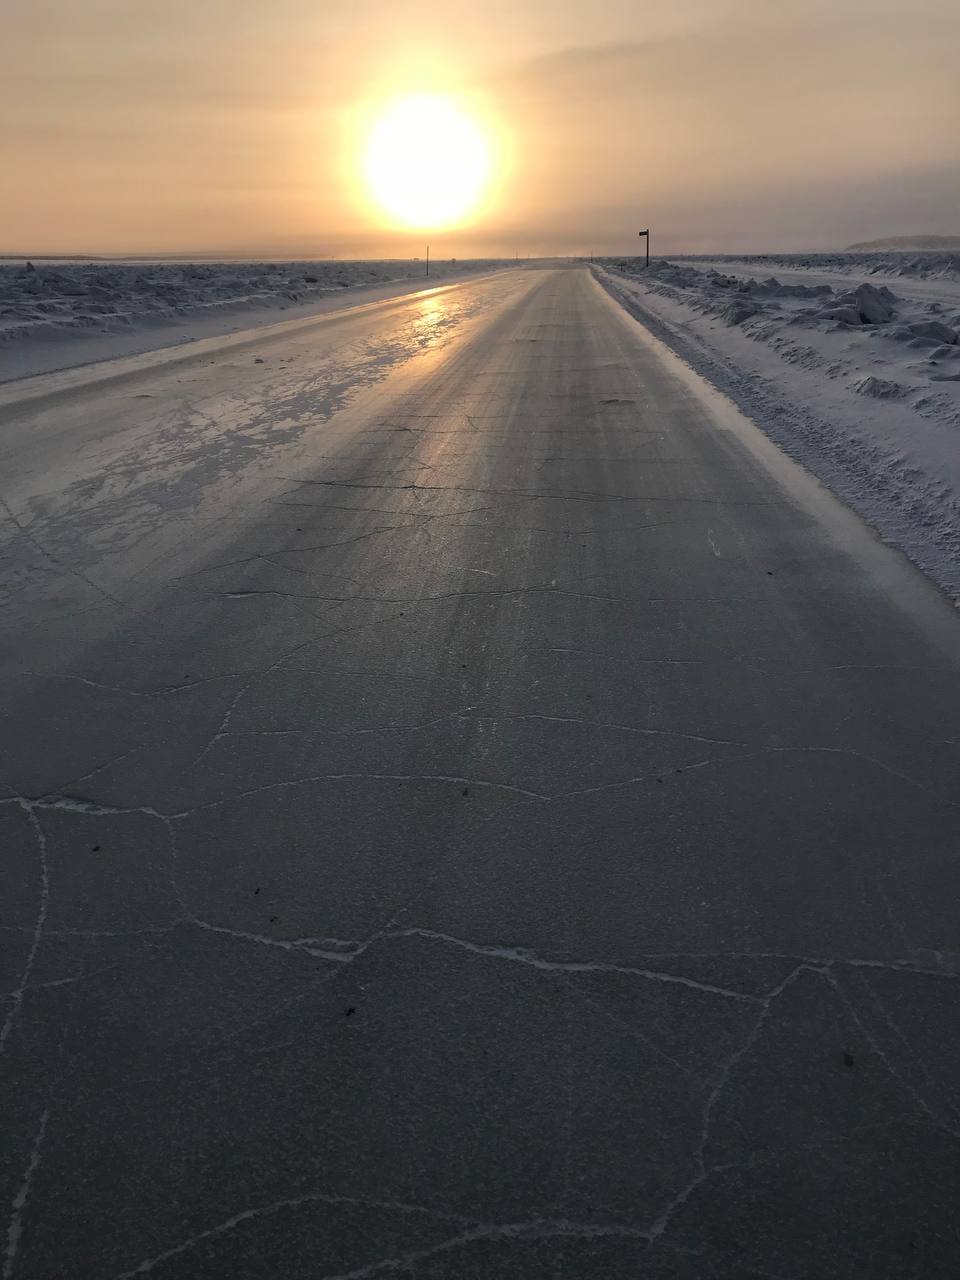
[846,234,960,251]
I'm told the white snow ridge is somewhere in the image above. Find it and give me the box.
[0,258,513,381]
[597,253,960,602]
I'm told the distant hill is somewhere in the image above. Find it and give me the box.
[846,235,960,251]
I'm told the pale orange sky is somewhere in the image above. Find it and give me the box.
[3,0,959,256]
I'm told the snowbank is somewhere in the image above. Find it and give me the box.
[597,256,960,601]
[0,258,512,346]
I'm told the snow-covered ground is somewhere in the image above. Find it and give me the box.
[0,258,514,381]
[675,251,960,284]
[596,255,960,602]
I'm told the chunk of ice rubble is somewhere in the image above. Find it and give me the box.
[819,283,896,326]
[908,319,958,344]
[851,375,907,399]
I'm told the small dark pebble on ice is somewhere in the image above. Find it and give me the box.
[843,1052,855,1068]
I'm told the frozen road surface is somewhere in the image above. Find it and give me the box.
[2,266,959,1278]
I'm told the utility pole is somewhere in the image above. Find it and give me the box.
[638,228,650,268]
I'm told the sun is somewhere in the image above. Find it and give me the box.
[363,95,492,231]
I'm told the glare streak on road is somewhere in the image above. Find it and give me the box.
[2,267,959,1279]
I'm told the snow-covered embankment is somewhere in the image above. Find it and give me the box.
[597,257,960,601]
[0,258,514,381]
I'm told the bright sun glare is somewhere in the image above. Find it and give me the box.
[363,95,492,231]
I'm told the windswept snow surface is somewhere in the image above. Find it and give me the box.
[675,250,960,283]
[845,236,960,254]
[597,255,960,601]
[0,258,514,380]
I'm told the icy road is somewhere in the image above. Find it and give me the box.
[2,267,960,1279]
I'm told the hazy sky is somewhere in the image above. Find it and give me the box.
[3,0,959,255]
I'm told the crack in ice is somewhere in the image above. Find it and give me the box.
[0,805,49,1056]
[110,1193,486,1278]
[386,929,764,1004]
[3,1106,49,1280]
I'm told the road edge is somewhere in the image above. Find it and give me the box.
[592,265,960,607]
